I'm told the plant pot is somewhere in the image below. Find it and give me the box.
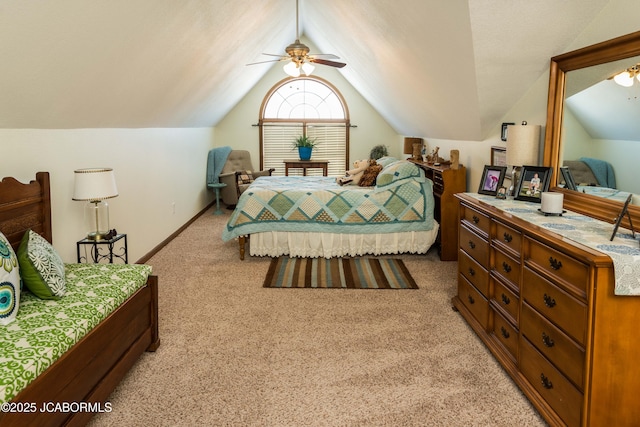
[298,147,312,160]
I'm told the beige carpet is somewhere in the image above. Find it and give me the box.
[88,207,547,427]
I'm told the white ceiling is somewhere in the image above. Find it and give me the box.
[0,0,614,140]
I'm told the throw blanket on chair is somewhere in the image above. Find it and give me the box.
[580,157,616,189]
[206,146,232,185]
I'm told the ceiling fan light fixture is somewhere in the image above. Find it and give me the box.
[301,62,315,76]
[614,70,635,87]
[283,61,300,77]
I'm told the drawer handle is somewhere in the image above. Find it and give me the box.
[500,326,510,339]
[501,293,510,305]
[503,232,512,243]
[502,261,512,273]
[542,332,555,348]
[543,293,556,308]
[472,215,480,224]
[468,267,476,277]
[468,240,476,250]
[548,257,563,270]
[540,373,554,390]
[467,295,475,304]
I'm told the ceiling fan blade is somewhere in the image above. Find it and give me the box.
[309,58,346,68]
[262,53,287,58]
[309,53,340,59]
[246,58,287,66]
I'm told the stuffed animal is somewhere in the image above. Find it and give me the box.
[336,159,371,186]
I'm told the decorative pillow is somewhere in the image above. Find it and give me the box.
[376,156,398,168]
[375,160,422,188]
[17,230,66,300]
[0,232,20,325]
[237,170,254,185]
[358,162,384,187]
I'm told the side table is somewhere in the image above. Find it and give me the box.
[77,233,128,264]
[208,182,227,215]
[284,160,329,176]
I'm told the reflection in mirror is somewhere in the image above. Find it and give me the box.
[544,30,640,231]
[561,55,640,202]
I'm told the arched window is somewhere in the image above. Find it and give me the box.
[259,76,350,176]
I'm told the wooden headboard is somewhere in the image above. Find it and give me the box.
[0,172,52,251]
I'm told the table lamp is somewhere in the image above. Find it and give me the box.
[73,168,118,240]
[404,137,424,161]
[506,122,541,193]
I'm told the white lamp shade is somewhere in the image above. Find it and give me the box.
[72,168,118,201]
[614,71,634,87]
[506,124,541,166]
[283,61,300,77]
[301,62,315,76]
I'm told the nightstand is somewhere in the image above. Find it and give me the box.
[77,233,128,264]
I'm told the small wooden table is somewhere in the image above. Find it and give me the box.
[284,159,329,176]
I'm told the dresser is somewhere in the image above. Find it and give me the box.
[453,193,640,427]
[413,162,466,261]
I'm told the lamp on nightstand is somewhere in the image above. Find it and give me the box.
[73,168,118,241]
[404,137,424,161]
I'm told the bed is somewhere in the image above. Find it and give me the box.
[223,159,439,259]
[0,172,159,427]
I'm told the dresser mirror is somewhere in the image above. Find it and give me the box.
[543,30,640,232]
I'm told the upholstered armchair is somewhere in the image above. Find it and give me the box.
[219,150,274,206]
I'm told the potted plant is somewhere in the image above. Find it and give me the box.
[292,135,318,160]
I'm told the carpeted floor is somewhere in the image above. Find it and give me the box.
[88,207,547,427]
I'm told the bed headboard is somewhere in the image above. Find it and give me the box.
[0,172,52,251]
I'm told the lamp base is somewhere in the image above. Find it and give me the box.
[85,200,110,241]
[86,231,108,241]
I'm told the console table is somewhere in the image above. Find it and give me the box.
[453,192,640,426]
[284,159,329,176]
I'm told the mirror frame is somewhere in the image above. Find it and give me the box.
[543,30,640,232]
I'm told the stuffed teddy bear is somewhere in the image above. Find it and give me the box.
[336,159,371,186]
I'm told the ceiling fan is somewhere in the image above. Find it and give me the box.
[247,0,346,77]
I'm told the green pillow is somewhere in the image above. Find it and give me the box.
[18,230,66,299]
[0,231,21,325]
[375,160,423,189]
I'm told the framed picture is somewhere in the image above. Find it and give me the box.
[478,165,507,196]
[496,186,507,199]
[515,165,553,202]
[560,166,577,190]
[491,146,506,166]
[501,122,515,141]
[610,194,635,241]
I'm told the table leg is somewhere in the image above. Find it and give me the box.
[214,188,223,215]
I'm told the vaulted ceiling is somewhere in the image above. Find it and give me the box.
[0,0,613,140]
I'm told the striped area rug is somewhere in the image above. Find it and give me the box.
[263,257,418,289]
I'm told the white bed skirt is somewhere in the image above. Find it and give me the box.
[248,224,439,258]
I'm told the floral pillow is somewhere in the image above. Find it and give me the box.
[0,231,21,325]
[17,230,66,299]
[375,160,423,189]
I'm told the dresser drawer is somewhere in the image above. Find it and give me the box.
[521,303,585,390]
[525,237,589,296]
[491,308,518,361]
[460,225,489,268]
[491,278,519,324]
[459,249,489,296]
[493,221,522,256]
[492,248,521,290]
[520,337,582,427]
[461,204,490,237]
[522,267,587,346]
[432,171,444,193]
[458,275,489,329]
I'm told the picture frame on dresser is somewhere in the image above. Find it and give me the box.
[514,165,552,202]
[560,166,577,191]
[478,165,507,196]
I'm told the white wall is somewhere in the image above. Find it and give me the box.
[215,38,402,167]
[0,128,215,262]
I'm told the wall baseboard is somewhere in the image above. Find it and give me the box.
[136,202,214,264]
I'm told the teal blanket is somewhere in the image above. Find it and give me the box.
[580,157,616,189]
[223,173,435,241]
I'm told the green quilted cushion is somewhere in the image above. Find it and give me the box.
[375,160,422,189]
[375,156,398,168]
[18,230,66,299]
[0,232,20,325]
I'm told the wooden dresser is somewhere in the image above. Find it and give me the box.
[453,193,640,427]
[413,162,466,261]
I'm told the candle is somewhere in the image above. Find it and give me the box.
[541,192,564,214]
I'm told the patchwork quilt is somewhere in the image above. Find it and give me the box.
[0,263,152,405]
[223,160,435,240]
